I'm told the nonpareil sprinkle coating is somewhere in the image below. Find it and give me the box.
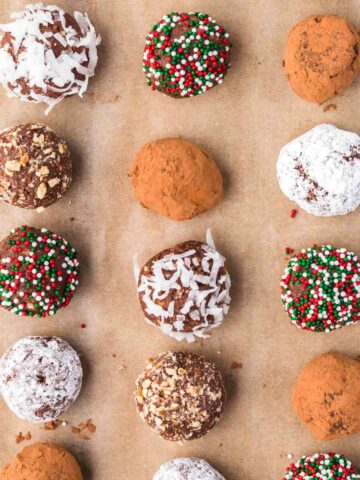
[280,245,360,332]
[143,12,231,98]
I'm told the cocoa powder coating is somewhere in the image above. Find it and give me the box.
[284,15,360,103]
[129,138,223,221]
[292,353,360,440]
[0,442,83,480]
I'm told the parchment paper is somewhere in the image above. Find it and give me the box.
[0,1,360,479]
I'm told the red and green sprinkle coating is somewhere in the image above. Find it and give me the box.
[284,453,360,480]
[143,12,231,98]
[280,245,360,332]
[0,225,79,317]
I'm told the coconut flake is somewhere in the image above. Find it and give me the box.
[0,3,101,114]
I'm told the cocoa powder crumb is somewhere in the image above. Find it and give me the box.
[231,361,243,369]
[41,420,62,430]
[71,419,96,440]
[15,431,31,444]
[323,103,337,112]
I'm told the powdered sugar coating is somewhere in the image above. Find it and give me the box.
[154,458,225,480]
[0,336,82,423]
[277,124,360,216]
[0,3,101,114]
[137,239,231,343]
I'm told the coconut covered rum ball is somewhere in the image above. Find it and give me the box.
[136,237,231,342]
[0,3,101,114]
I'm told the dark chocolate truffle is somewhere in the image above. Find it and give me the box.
[0,336,83,423]
[0,124,72,209]
[0,225,79,317]
[0,3,101,114]
[143,12,231,98]
[136,236,231,342]
[135,351,226,441]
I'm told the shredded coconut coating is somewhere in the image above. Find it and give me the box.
[135,351,226,442]
[277,124,360,216]
[137,240,231,343]
[0,3,101,114]
[0,336,82,423]
[154,458,225,480]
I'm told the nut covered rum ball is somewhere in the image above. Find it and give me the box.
[135,351,226,441]
[0,124,72,209]
[0,226,79,317]
[129,138,223,221]
[0,443,83,480]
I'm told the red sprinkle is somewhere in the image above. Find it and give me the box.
[290,209,297,218]
[80,323,87,329]
[285,247,295,255]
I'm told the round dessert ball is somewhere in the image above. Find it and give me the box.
[284,15,360,103]
[292,353,360,440]
[280,245,360,332]
[136,238,231,342]
[0,225,79,317]
[0,3,101,114]
[154,458,225,480]
[135,351,226,441]
[284,453,360,480]
[0,336,83,423]
[277,124,360,216]
[0,124,72,209]
[143,12,231,98]
[129,138,223,221]
[0,443,83,480]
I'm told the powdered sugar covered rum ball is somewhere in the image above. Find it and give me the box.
[0,336,83,423]
[154,458,225,480]
[0,3,101,114]
[277,124,360,216]
[135,233,231,342]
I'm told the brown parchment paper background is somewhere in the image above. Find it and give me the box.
[0,0,360,478]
